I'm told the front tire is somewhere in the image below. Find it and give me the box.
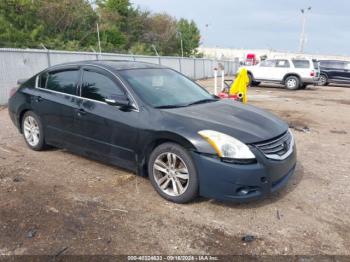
[148,143,199,203]
[22,111,46,151]
[285,76,300,90]
[251,81,260,87]
[247,73,253,87]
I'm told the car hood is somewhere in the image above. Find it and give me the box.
[161,100,288,144]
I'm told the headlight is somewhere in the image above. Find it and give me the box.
[198,130,255,160]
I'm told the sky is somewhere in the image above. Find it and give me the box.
[130,0,350,56]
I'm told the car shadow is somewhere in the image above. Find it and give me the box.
[206,161,304,209]
[327,83,350,88]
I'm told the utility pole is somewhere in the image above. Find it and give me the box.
[151,44,159,56]
[96,23,102,57]
[176,31,184,57]
[299,6,311,53]
[204,24,210,46]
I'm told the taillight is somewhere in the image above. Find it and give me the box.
[9,87,18,98]
[310,71,315,77]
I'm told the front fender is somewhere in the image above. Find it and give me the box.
[136,130,217,176]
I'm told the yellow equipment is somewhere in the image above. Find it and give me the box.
[229,68,249,103]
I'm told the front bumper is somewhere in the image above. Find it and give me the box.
[191,145,297,202]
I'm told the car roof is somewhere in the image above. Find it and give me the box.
[47,60,165,72]
[319,60,347,63]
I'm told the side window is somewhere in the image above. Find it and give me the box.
[276,60,290,68]
[38,73,48,88]
[260,60,276,67]
[46,70,79,95]
[331,62,345,69]
[81,70,124,102]
[292,60,310,68]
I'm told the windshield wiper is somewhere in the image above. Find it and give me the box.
[155,98,218,109]
[185,98,218,106]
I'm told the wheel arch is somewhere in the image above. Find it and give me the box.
[320,72,329,79]
[247,70,254,79]
[137,132,197,177]
[282,73,301,84]
[18,108,32,134]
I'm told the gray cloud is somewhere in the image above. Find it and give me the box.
[131,0,350,55]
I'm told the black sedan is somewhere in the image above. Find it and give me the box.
[8,61,297,203]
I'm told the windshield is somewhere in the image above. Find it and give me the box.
[119,68,215,108]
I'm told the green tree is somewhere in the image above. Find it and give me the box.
[177,18,201,57]
[142,13,178,56]
[0,0,43,48]
[0,0,202,56]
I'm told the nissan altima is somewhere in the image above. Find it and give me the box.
[8,61,297,203]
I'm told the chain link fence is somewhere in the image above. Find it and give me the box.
[0,48,239,105]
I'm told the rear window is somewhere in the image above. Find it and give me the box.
[46,70,79,95]
[292,60,310,68]
[312,60,319,70]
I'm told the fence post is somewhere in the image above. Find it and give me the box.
[202,59,205,78]
[179,58,182,73]
[158,56,161,65]
[47,50,51,67]
[193,59,196,80]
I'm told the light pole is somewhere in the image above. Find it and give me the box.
[299,6,311,53]
[151,44,159,56]
[204,24,210,46]
[176,31,184,57]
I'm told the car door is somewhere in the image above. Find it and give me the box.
[328,61,346,82]
[274,59,291,80]
[32,67,81,147]
[254,59,277,80]
[340,62,350,83]
[74,66,139,170]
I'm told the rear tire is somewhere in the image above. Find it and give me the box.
[284,76,300,90]
[148,143,199,203]
[22,111,46,151]
[318,74,328,86]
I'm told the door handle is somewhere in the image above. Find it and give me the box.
[77,109,87,117]
[35,96,44,102]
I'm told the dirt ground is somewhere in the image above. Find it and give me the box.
[0,80,350,256]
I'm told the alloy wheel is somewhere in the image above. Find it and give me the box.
[23,116,40,147]
[319,75,327,85]
[153,152,189,197]
[287,78,297,89]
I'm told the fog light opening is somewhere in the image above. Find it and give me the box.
[260,177,268,183]
[236,187,258,196]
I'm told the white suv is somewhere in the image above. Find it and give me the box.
[243,58,320,90]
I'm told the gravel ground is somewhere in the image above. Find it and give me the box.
[0,80,349,256]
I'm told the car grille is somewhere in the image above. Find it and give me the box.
[254,131,294,160]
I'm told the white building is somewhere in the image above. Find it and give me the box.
[198,47,350,62]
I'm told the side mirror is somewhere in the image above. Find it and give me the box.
[105,96,131,109]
